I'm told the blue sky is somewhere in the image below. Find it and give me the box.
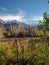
[0,0,49,24]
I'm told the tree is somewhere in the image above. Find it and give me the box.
[48,0,49,4]
[43,12,49,30]
[39,12,49,30]
[32,25,38,37]
[16,24,25,37]
[3,24,17,37]
[28,24,31,36]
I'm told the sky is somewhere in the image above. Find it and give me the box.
[0,0,49,24]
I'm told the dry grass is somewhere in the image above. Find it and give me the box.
[0,38,49,65]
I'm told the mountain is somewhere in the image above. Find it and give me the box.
[0,19,5,24]
[4,20,18,28]
[0,19,6,37]
[0,19,5,27]
[37,25,43,30]
[4,20,30,30]
[0,19,43,30]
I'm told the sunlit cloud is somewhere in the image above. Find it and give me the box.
[0,9,43,24]
[0,9,26,22]
[0,7,7,11]
[31,16,43,21]
[17,9,26,16]
[0,14,26,22]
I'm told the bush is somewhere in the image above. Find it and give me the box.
[45,31,49,37]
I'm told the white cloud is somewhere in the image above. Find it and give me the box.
[0,9,26,22]
[0,7,7,11]
[31,16,43,21]
[0,15,25,22]
[17,9,26,16]
[0,15,43,24]
[0,8,43,24]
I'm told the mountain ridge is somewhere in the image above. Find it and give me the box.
[0,19,42,30]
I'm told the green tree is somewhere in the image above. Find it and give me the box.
[48,0,49,4]
[39,12,49,30]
